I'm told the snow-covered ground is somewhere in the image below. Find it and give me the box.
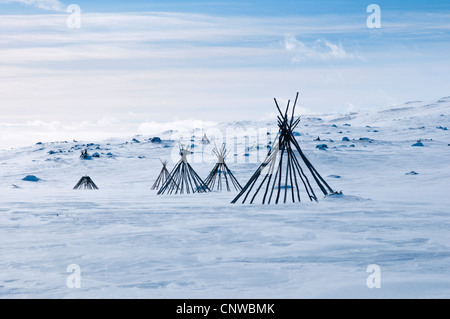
[0,97,449,298]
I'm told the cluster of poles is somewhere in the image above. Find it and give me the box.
[74,93,338,204]
[153,143,242,195]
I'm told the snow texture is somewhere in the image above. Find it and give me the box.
[0,98,449,298]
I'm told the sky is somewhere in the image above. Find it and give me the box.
[0,0,449,148]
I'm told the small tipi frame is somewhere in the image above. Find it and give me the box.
[73,176,99,190]
[157,144,210,194]
[231,92,335,204]
[151,159,173,190]
[204,143,242,192]
[202,133,210,145]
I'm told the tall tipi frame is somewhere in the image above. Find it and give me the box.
[151,159,173,190]
[157,144,210,195]
[231,92,335,204]
[204,143,242,192]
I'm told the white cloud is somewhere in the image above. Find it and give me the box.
[283,35,362,63]
[0,0,65,11]
[138,120,218,136]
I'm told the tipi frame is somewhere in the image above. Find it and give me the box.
[157,144,210,195]
[231,92,334,204]
[73,175,99,190]
[151,159,172,190]
[204,143,242,192]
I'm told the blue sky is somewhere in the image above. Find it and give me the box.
[0,0,449,148]
[2,0,450,15]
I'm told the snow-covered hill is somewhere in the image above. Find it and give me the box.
[0,97,449,298]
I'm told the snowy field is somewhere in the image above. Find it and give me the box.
[0,97,449,298]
